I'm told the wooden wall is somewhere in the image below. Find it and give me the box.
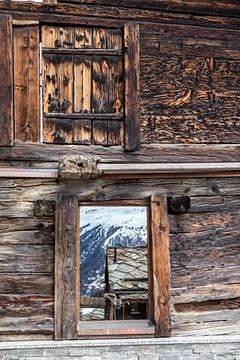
[140,23,240,144]
[0,174,239,338]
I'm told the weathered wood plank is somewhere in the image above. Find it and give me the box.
[42,25,73,49]
[43,118,73,144]
[0,14,12,146]
[172,309,240,336]
[124,23,140,151]
[0,245,54,273]
[56,0,240,18]
[74,56,91,113]
[172,283,240,305]
[55,195,79,339]
[73,119,92,145]
[34,200,55,217]
[0,295,53,317]
[151,195,171,337]
[2,1,240,31]
[92,120,108,145]
[14,25,40,142]
[0,316,53,335]
[0,228,54,245]
[0,217,54,234]
[0,274,53,295]
[42,55,73,113]
[108,121,124,146]
[1,143,240,163]
[0,202,34,218]
[75,27,92,48]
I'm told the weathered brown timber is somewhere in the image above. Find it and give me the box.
[2,2,240,31]
[151,195,171,337]
[55,195,79,339]
[140,23,240,144]
[0,274,53,295]
[57,0,240,18]
[0,14,12,146]
[1,143,240,162]
[124,24,140,151]
[0,295,53,317]
[14,25,40,142]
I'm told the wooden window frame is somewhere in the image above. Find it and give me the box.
[55,195,171,339]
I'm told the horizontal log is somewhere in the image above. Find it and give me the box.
[1,178,240,202]
[80,296,106,308]
[190,195,240,213]
[0,274,53,295]
[2,0,240,27]
[0,245,54,273]
[0,228,54,245]
[0,202,34,218]
[1,143,240,163]
[174,298,240,313]
[0,217,54,234]
[0,316,53,335]
[0,334,53,341]
[172,283,240,304]
[0,295,53,317]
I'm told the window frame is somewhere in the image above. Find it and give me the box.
[55,195,171,339]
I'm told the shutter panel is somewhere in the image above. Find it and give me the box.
[14,24,40,142]
[124,23,140,151]
[0,15,13,146]
[151,195,171,337]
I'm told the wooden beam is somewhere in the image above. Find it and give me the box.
[0,162,240,178]
[55,195,79,340]
[1,143,240,163]
[124,23,140,151]
[151,195,171,337]
[0,14,13,146]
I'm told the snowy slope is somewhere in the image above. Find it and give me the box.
[80,206,148,296]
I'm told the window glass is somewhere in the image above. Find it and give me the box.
[80,206,148,321]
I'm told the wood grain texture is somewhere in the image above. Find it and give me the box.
[14,25,40,142]
[151,195,171,337]
[42,25,73,49]
[140,24,240,144]
[56,0,240,18]
[124,23,140,151]
[43,55,73,113]
[1,143,240,163]
[2,2,240,31]
[55,195,79,339]
[0,274,53,295]
[0,14,12,146]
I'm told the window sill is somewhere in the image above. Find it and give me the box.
[78,320,155,337]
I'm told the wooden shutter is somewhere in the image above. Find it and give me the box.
[55,195,80,339]
[14,24,40,142]
[0,15,13,146]
[124,23,140,151]
[151,195,171,337]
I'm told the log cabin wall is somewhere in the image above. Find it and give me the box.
[0,0,240,341]
[0,175,240,339]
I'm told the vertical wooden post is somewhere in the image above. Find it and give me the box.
[0,14,13,146]
[14,25,40,142]
[151,195,171,337]
[55,195,80,339]
[124,23,140,151]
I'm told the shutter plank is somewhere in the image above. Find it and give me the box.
[43,118,73,144]
[42,26,73,49]
[14,25,40,142]
[151,195,171,337]
[108,120,124,145]
[55,195,79,339]
[124,23,140,151]
[75,28,92,49]
[0,15,13,146]
[74,56,91,113]
[93,120,108,145]
[73,119,91,144]
[43,55,73,113]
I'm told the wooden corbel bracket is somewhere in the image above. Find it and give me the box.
[59,155,103,180]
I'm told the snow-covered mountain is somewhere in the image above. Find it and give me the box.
[80,206,147,297]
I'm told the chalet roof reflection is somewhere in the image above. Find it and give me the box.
[106,247,148,297]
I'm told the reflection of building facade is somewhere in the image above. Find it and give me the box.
[105,247,148,320]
